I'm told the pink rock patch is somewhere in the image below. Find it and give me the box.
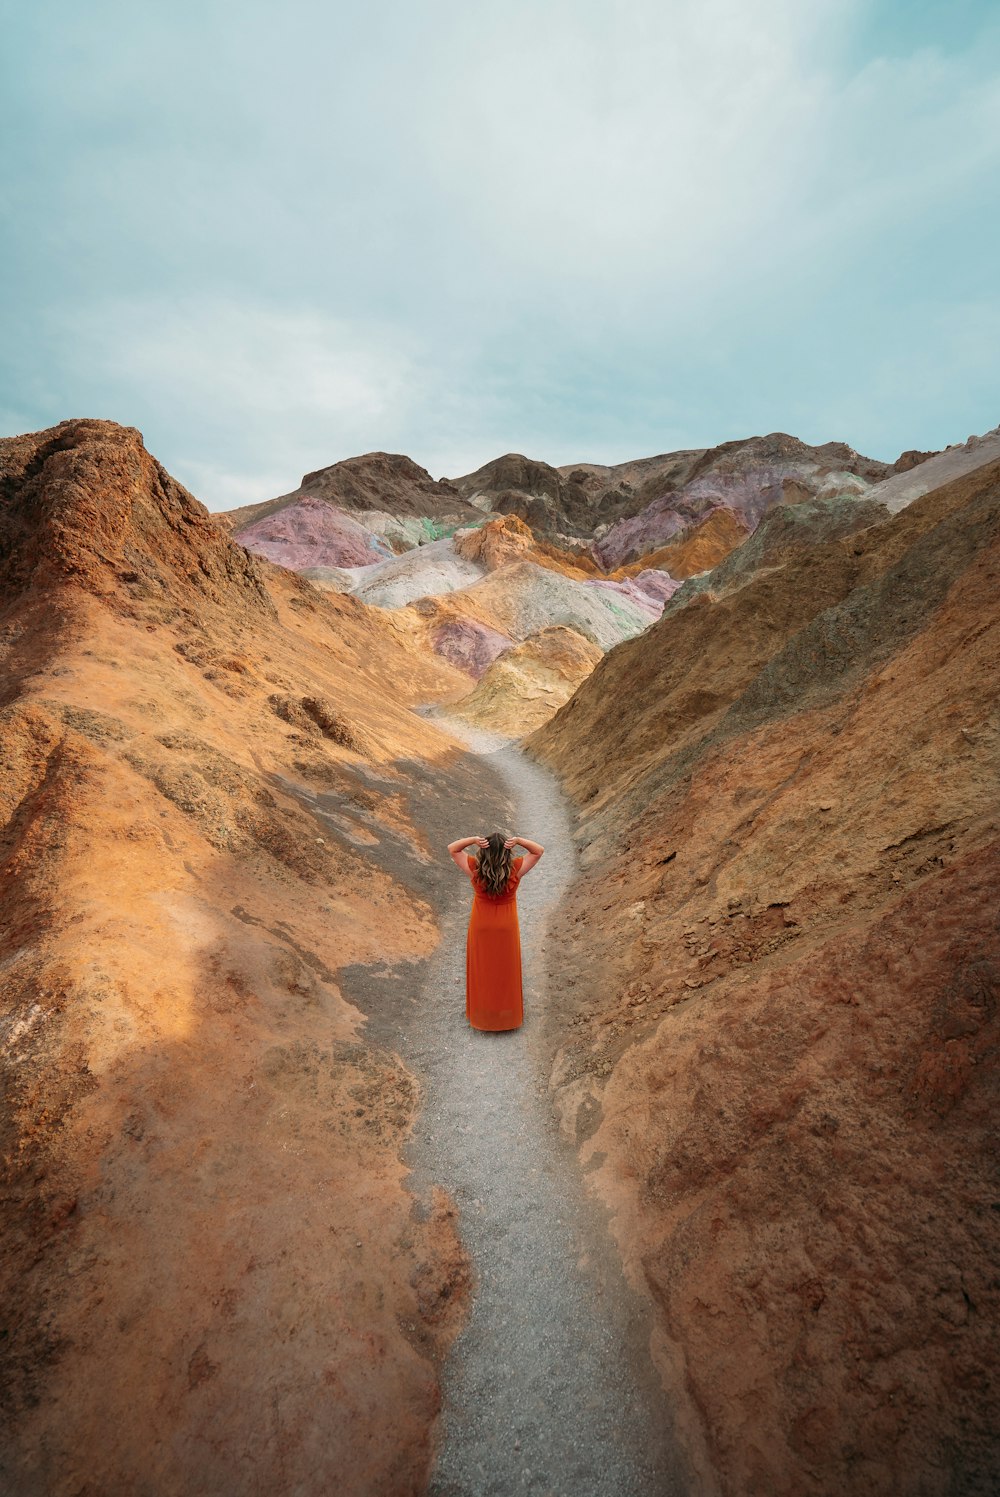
[236,496,392,569]
[429,619,513,678]
[583,573,677,616]
[629,569,684,604]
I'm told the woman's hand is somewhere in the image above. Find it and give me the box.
[472,836,489,848]
[503,837,520,850]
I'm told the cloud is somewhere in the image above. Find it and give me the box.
[54,299,418,507]
[416,0,842,295]
[2,1,999,496]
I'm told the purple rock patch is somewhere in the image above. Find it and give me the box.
[582,573,675,616]
[595,468,802,570]
[430,618,513,678]
[236,495,393,570]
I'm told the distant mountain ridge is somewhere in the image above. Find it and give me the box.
[213,431,944,728]
[449,432,916,551]
[222,430,935,578]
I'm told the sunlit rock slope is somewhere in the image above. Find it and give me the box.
[0,420,488,1496]
[524,437,1000,1496]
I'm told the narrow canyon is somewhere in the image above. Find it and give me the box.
[2,418,997,1496]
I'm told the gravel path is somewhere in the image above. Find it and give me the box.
[341,713,686,1497]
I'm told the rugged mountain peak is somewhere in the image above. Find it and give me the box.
[298,450,476,519]
[220,448,486,543]
[448,431,894,547]
[451,452,564,503]
[0,418,273,619]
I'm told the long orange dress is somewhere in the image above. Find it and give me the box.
[465,854,524,1031]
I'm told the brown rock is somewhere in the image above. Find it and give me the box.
[218,449,484,536]
[524,448,1000,1493]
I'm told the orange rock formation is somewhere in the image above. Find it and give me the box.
[615,506,750,580]
[0,420,477,1495]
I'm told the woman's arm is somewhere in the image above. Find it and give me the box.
[448,835,488,871]
[504,835,544,874]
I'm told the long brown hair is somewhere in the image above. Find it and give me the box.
[472,831,515,896]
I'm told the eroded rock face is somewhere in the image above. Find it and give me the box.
[524,449,1000,1495]
[615,505,751,580]
[0,421,481,1496]
[0,418,274,618]
[453,512,537,570]
[662,491,893,613]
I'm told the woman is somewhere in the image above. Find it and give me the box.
[447,830,545,1032]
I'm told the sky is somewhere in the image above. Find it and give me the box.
[1,0,998,511]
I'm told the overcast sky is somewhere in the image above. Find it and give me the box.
[2,0,998,510]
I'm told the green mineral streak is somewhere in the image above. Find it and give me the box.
[414,516,489,543]
[603,599,645,632]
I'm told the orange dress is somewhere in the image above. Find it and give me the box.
[465,854,524,1031]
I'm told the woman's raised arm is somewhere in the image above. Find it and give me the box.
[505,835,544,874]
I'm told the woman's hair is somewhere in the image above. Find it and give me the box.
[473,831,515,897]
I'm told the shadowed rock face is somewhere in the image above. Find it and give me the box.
[524,450,1000,1496]
[0,420,489,1497]
[0,418,274,618]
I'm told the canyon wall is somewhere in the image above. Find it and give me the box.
[524,452,1000,1495]
[0,420,480,1496]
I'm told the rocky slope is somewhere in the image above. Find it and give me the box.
[226,432,907,586]
[523,440,1000,1494]
[4,408,995,1496]
[296,516,678,727]
[443,625,604,737]
[0,420,494,1496]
